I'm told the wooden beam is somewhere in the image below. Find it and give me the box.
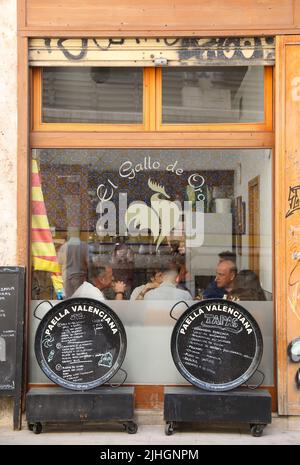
[22,0,295,33]
[30,131,274,149]
[18,28,300,38]
[17,0,27,29]
[293,0,300,27]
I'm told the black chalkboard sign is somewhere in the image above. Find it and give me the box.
[35,298,127,390]
[171,299,263,392]
[0,267,25,429]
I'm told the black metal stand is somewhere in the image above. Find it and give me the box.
[164,386,272,437]
[26,386,137,434]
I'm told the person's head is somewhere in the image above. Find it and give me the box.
[67,226,80,240]
[170,240,185,256]
[215,260,237,290]
[230,269,266,301]
[218,250,237,264]
[170,241,180,255]
[149,269,163,285]
[89,264,113,290]
[160,265,179,285]
[167,258,188,285]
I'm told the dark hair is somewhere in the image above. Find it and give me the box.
[148,269,162,280]
[219,250,237,263]
[165,260,183,275]
[88,264,108,281]
[230,269,266,301]
[170,241,180,253]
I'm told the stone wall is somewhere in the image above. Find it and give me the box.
[0,0,17,266]
[0,0,17,427]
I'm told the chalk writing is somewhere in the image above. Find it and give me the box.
[35,298,126,390]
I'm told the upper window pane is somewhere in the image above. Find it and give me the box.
[162,66,264,124]
[42,67,143,124]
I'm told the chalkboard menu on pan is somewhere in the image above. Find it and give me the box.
[171,299,263,391]
[0,267,25,394]
[35,298,127,390]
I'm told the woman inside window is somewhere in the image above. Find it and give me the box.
[228,269,266,301]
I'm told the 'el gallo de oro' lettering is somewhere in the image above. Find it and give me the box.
[179,303,253,335]
[95,155,205,248]
[44,304,118,336]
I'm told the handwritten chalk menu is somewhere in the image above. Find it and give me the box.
[171,299,263,391]
[0,267,25,393]
[34,298,127,390]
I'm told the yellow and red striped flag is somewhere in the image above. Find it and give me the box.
[32,159,64,298]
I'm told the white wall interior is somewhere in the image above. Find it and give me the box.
[234,149,272,293]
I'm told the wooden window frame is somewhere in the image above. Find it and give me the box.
[156,66,273,132]
[32,67,155,132]
[32,66,273,133]
[27,61,276,411]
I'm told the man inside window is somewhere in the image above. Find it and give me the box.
[71,264,126,301]
[203,259,237,299]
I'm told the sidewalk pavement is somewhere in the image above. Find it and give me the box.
[1,415,300,445]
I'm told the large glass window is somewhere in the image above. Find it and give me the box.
[30,149,273,386]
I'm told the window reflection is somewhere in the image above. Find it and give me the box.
[31,149,272,302]
[162,66,264,124]
[42,67,143,123]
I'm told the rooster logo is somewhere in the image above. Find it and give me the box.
[125,178,181,249]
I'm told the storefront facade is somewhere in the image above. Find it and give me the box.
[1,1,300,424]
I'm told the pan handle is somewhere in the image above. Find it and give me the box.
[169,300,190,321]
[33,300,54,321]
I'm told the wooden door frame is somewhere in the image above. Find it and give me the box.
[248,175,260,278]
[17,30,278,413]
[275,35,300,415]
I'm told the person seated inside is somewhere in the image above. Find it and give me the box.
[130,269,163,300]
[144,266,193,301]
[170,239,186,257]
[203,259,237,299]
[228,269,267,301]
[71,264,126,301]
[169,257,191,293]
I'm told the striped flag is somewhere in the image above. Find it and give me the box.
[32,159,64,298]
